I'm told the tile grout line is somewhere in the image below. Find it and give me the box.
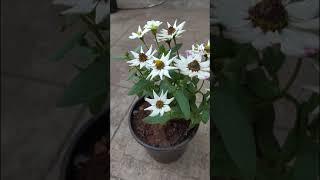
[110,96,137,142]
[2,71,67,88]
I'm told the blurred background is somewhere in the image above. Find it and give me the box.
[1,0,93,180]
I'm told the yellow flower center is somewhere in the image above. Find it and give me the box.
[168,26,176,35]
[248,0,288,32]
[154,60,165,70]
[139,53,148,62]
[188,60,201,72]
[156,100,164,108]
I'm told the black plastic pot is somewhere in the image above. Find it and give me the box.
[60,110,109,180]
[128,98,199,163]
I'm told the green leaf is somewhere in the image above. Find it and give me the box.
[144,113,171,124]
[247,68,280,99]
[128,79,150,96]
[190,112,201,128]
[144,106,183,124]
[59,15,80,32]
[88,92,106,114]
[281,128,299,162]
[174,89,191,119]
[171,43,182,56]
[212,81,256,178]
[212,135,241,178]
[226,43,259,72]
[293,136,319,180]
[191,77,199,85]
[157,45,168,57]
[50,31,85,61]
[256,160,289,180]
[211,36,237,59]
[304,93,320,114]
[200,105,209,123]
[254,104,281,161]
[57,59,107,107]
[160,79,176,93]
[261,46,285,74]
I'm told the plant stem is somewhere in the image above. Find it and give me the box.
[153,33,159,48]
[281,58,302,94]
[257,58,303,105]
[80,15,106,47]
[166,40,171,49]
[136,67,143,76]
[195,80,205,93]
[140,38,149,50]
[284,93,300,107]
[173,37,180,58]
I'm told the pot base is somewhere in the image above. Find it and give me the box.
[128,98,199,163]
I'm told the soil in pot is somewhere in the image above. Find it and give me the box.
[132,101,194,148]
[63,110,109,180]
[74,136,108,180]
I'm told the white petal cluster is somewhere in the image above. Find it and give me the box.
[147,50,177,80]
[157,20,186,42]
[192,40,210,58]
[144,20,162,32]
[129,26,150,40]
[144,90,174,117]
[175,53,210,80]
[127,45,157,69]
[212,0,319,57]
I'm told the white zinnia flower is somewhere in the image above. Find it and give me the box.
[176,53,210,80]
[144,20,163,34]
[147,50,177,80]
[192,40,211,58]
[157,19,186,42]
[212,0,319,57]
[53,0,109,24]
[129,26,149,40]
[127,45,157,69]
[144,90,174,117]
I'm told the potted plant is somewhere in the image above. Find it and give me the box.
[211,0,319,179]
[51,1,109,179]
[118,19,210,163]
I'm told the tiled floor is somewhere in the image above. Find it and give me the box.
[110,1,210,180]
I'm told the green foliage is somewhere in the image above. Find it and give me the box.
[57,59,107,108]
[212,81,256,179]
[52,14,108,114]
[261,46,285,74]
[50,32,86,62]
[211,32,319,179]
[247,68,280,99]
[128,79,151,96]
[123,33,210,128]
[144,106,184,124]
[174,89,191,119]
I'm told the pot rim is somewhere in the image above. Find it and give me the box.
[128,97,199,152]
[59,109,108,180]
